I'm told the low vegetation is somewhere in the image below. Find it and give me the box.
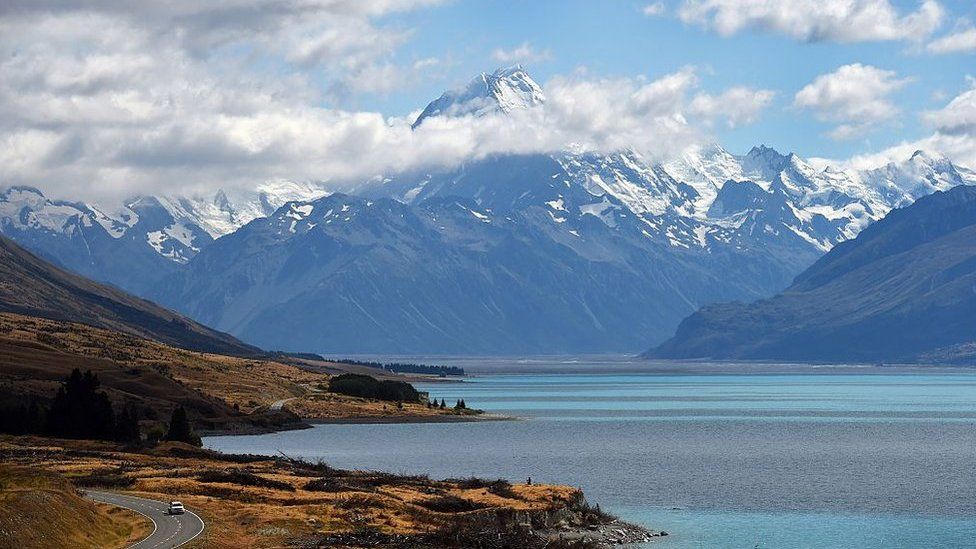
[0,313,477,435]
[0,465,149,548]
[329,357,466,377]
[327,373,422,402]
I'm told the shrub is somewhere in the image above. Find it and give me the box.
[417,495,488,513]
[450,477,518,499]
[327,374,420,402]
[197,469,295,491]
[74,467,135,489]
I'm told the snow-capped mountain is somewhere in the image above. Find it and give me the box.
[4,66,974,354]
[0,181,328,293]
[0,186,208,292]
[412,64,545,128]
[146,181,329,238]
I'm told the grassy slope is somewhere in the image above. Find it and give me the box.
[0,312,472,429]
[0,465,149,549]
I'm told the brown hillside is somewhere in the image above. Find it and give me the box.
[0,313,468,429]
[0,465,148,549]
[0,235,257,356]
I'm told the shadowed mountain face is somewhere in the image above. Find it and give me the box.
[150,165,817,355]
[648,185,976,364]
[0,235,258,356]
[3,68,975,355]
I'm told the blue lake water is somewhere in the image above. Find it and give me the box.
[205,362,976,548]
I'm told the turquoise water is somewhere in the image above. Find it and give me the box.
[205,365,976,548]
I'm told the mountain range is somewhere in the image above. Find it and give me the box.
[648,185,976,363]
[2,66,975,354]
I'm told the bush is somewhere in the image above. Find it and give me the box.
[327,374,420,402]
[197,469,295,491]
[74,467,135,489]
[417,495,488,513]
[303,477,346,492]
[450,477,518,499]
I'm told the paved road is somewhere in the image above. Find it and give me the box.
[85,490,205,548]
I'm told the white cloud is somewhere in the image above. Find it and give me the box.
[690,87,776,128]
[642,2,666,16]
[678,0,944,43]
[838,79,976,169]
[0,1,449,99]
[793,64,910,140]
[0,2,775,205]
[491,42,552,64]
[927,25,976,54]
[923,78,976,136]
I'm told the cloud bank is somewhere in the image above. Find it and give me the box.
[0,3,776,203]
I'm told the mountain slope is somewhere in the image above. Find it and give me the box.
[0,234,258,356]
[648,185,976,363]
[148,68,974,355]
[152,164,814,354]
[4,66,974,355]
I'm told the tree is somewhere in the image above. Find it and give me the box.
[115,406,141,443]
[46,369,115,440]
[164,406,201,446]
[439,399,446,409]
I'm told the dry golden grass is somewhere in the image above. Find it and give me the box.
[0,312,465,423]
[0,436,579,548]
[0,464,148,549]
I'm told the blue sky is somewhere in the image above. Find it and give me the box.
[367,0,976,159]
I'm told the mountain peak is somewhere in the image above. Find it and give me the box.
[745,144,785,160]
[910,149,931,161]
[412,66,545,128]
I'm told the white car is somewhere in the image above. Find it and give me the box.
[168,501,185,515]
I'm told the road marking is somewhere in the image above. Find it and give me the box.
[174,510,204,548]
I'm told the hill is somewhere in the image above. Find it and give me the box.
[0,234,257,356]
[0,465,148,548]
[0,312,473,431]
[648,185,976,363]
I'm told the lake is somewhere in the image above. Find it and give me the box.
[204,359,976,548]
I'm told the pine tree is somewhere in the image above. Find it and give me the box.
[439,399,446,409]
[164,406,201,446]
[46,369,115,440]
[115,406,141,443]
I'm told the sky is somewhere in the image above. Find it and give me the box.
[1,0,975,202]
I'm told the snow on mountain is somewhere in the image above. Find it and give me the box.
[148,180,329,238]
[412,64,545,128]
[6,64,975,355]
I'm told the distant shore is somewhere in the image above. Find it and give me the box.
[308,412,517,425]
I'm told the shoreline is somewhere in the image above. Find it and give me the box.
[201,411,518,437]
[307,412,517,425]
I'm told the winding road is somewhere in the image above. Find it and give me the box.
[85,490,205,548]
